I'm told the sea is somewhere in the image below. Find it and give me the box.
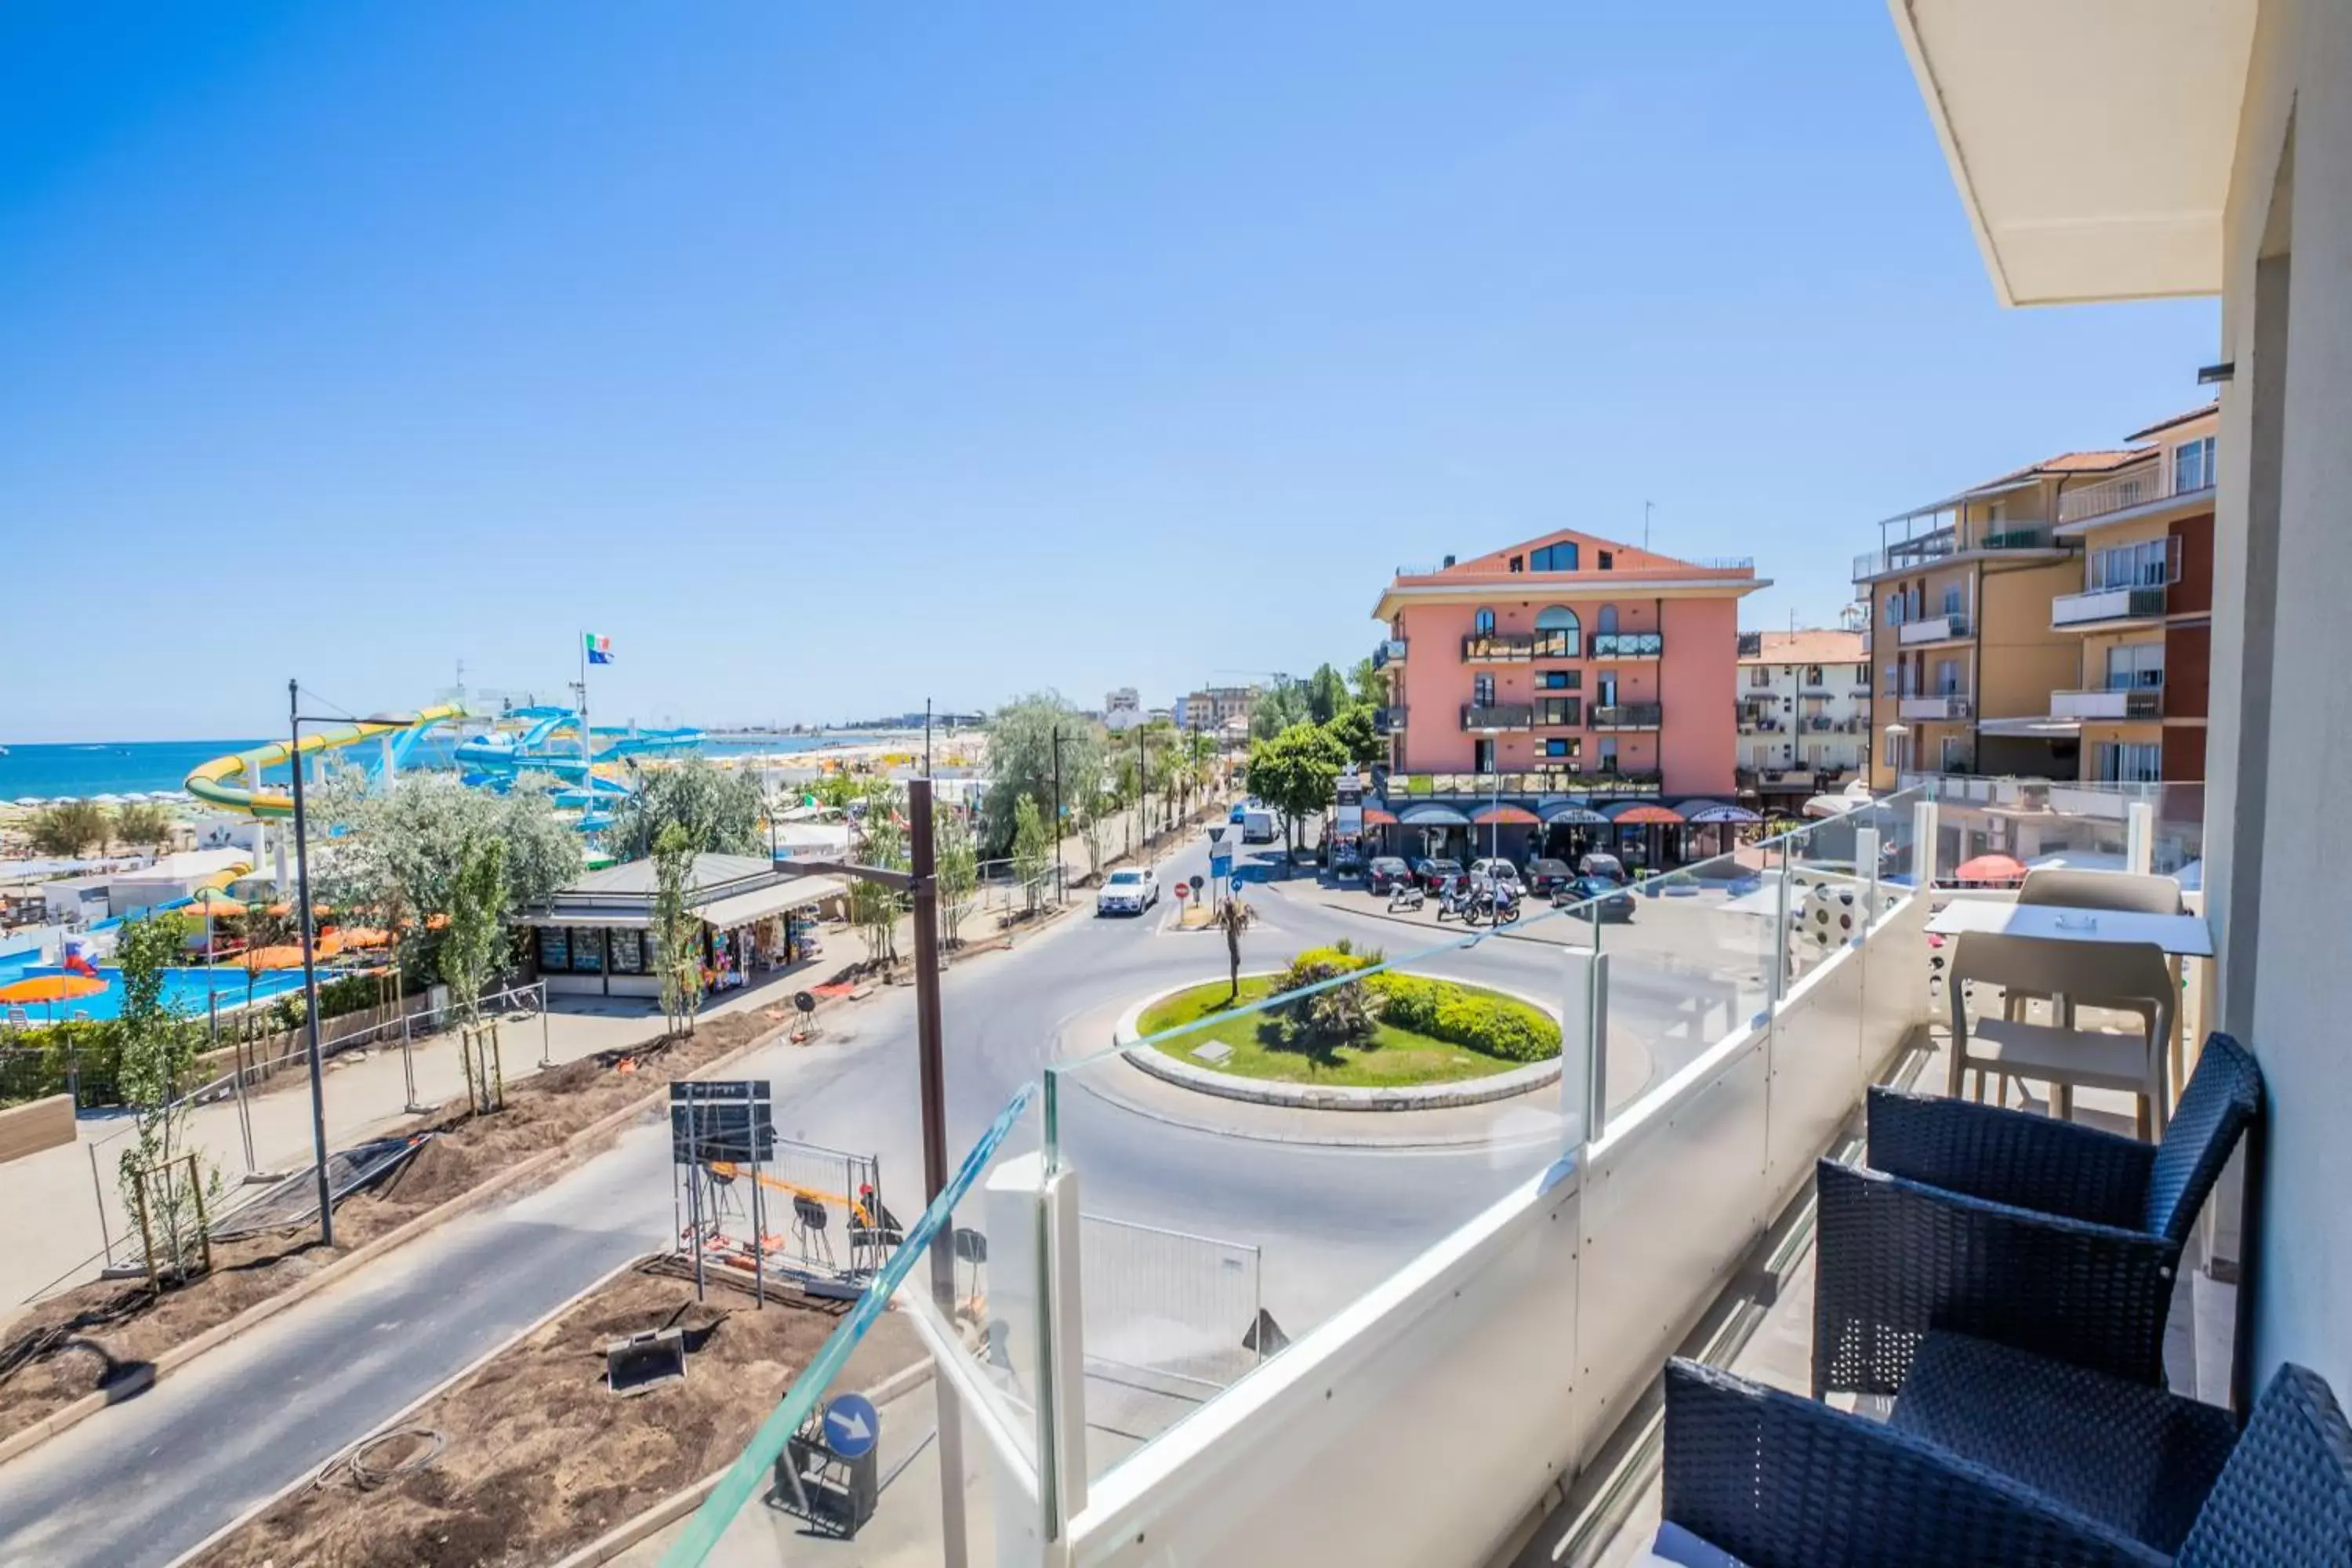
[0,734,894,804]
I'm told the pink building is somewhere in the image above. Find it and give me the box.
[1370,529,1766,865]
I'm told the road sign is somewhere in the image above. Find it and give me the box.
[670,1080,776,1164]
[822,1392,880,1459]
[1210,852,1232,880]
[1174,883,1189,899]
[1189,874,1205,892]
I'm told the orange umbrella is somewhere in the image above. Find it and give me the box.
[237,946,310,971]
[0,975,107,1005]
[1954,853,2028,885]
[264,901,334,920]
[338,927,390,949]
[311,932,345,959]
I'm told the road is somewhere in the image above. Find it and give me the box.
[0,825,1762,1566]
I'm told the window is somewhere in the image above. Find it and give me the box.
[1541,697,1581,727]
[1534,604,1581,657]
[1544,737,1577,758]
[1472,738,1496,773]
[1748,665,1771,689]
[1598,550,1613,570]
[2089,539,2176,590]
[537,927,570,971]
[1597,604,1620,635]
[1598,737,1618,768]
[1934,659,1962,695]
[1540,670,1580,691]
[1508,554,1524,572]
[609,927,648,975]
[2174,435,2216,494]
[1530,541,1579,572]
[2105,642,2165,690]
[1804,664,1824,687]
[1472,673,1496,706]
[1473,606,1496,636]
[1885,593,1906,626]
[2093,742,2162,783]
[1941,584,1963,617]
[570,927,607,974]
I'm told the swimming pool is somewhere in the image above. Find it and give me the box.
[4,966,309,1022]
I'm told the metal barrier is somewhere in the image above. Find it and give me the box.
[1079,1211,1265,1394]
[674,1134,890,1287]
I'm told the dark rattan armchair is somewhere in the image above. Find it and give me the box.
[1662,1348,2351,1568]
[1813,1032,2261,1399]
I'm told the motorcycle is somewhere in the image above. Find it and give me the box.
[1486,881,1523,925]
[1434,877,1480,923]
[1385,882,1426,913]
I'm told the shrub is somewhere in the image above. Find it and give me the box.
[1367,974,1559,1063]
[1286,945,1374,975]
[1272,955,1381,1048]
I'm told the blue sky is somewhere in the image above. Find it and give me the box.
[1,2,2218,742]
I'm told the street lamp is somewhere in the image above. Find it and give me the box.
[1050,726,1064,902]
[286,691,420,1247]
[1882,721,1911,788]
[1479,725,1504,860]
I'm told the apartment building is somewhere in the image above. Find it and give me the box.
[2046,404,2217,783]
[1735,629,1871,810]
[1370,529,1763,863]
[1178,686,1258,731]
[1856,450,2146,789]
[1102,688,1143,732]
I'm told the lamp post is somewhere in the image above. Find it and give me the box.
[1050,726,1065,902]
[1479,725,1504,861]
[1882,721,1911,789]
[1138,724,1149,850]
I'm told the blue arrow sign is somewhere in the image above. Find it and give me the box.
[821,1392,880,1459]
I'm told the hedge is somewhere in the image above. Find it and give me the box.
[1262,947,1559,1065]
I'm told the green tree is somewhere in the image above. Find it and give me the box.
[27,800,110,858]
[438,833,509,1025]
[604,756,764,861]
[1346,655,1382,706]
[936,807,978,949]
[983,692,1102,858]
[1304,663,1350,726]
[1076,788,1112,881]
[1326,703,1385,768]
[1244,723,1347,862]
[1248,679,1311,743]
[652,823,706,1037]
[112,802,175,855]
[849,808,907,966]
[114,914,212,1280]
[313,774,581,980]
[1011,795,1051,913]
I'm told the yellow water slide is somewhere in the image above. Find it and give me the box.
[183,704,467,818]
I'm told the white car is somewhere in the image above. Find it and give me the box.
[1469,857,1524,888]
[1096,866,1160,916]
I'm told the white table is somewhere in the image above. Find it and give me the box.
[1926,900,2213,958]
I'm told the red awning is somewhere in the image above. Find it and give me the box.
[1469,804,1541,826]
[1361,807,1399,826]
[1606,804,1686,826]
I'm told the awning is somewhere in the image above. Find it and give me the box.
[516,909,648,930]
[699,877,847,929]
[1360,807,1399,826]
[1604,803,1685,826]
[1396,804,1470,827]
[1680,802,1761,825]
[1468,804,1541,826]
[1802,793,1864,819]
[1538,802,1609,826]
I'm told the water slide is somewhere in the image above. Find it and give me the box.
[183,705,469,818]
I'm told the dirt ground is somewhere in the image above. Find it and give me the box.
[195,1259,924,1568]
[0,1006,799,1446]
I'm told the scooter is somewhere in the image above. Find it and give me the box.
[1385,881,1426,913]
[1434,877,1477,923]
[1486,881,1523,925]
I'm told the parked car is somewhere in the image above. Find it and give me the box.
[1367,855,1414,895]
[1559,874,1635,922]
[1524,857,1573,895]
[1469,857,1524,889]
[1095,866,1160,916]
[1329,848,1365,880]
[1578,851,1628,884]
[1414,857,1465,892]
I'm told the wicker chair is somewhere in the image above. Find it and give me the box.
[1662,1352,2352,1568]
[1814,1032,2261,1398]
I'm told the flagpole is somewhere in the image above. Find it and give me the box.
[579,632,591,782]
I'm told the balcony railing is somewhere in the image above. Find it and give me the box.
[2052,687,2163,720]
[1738,711,1783,733]
[1803,716,1863,733]
[1853,523,2057,583]
[1896,612,1970,645]
[1386,769,1663,799]
[2052,583,2166,628]
[2056,460,2215,526]
[1374,706,1406,735]
[1589,702,1664,730]
[1372,637,1407,669]
[1589,631,1664,659]
[1460,631,1577,662]
[1461,702,1534,731]
[1897,692,1973,720]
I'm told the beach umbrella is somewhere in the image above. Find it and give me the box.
[0,974,107,1024]
[1954,852,2028,885]
[337,927,390,949]
[237,946,310,971]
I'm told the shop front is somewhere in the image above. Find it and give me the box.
[521,852,844,1000]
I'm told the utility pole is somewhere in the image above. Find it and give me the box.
[287,681,336,1249]
[924,697,932,778]
[1051,727,1065,899]
[1138,724,1149,850]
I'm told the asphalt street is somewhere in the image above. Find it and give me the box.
[0,824,1762,1565]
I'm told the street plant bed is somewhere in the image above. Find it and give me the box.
[0,1005,799,1447]
[192,1258,924,1568]
[1138,973,1550,1088]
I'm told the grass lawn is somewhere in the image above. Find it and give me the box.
[1136,975,1535,1087]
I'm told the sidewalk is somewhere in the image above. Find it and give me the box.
[0,959,826,1316]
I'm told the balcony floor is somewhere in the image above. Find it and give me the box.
[1565,1018,2238,1568]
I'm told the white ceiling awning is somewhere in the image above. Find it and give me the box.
[1978,714,2082,739]
[1887,0,2256,306]
[699,877,846,930]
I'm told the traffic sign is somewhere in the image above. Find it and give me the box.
[1174,883,1190,899]
[1189,875,1205,892]
[822,1392,880,1459]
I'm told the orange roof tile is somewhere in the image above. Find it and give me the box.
[2124,401,2220,442]
[1739,630,1867,666]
